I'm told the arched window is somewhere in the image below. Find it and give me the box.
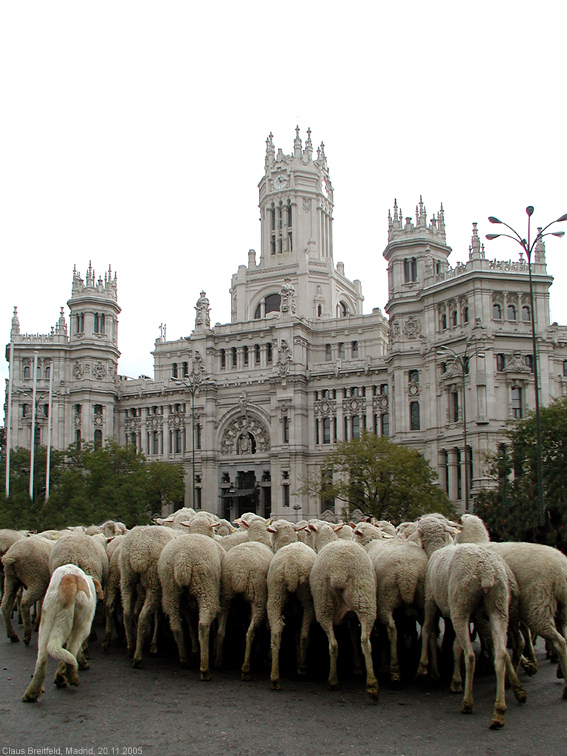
[496,353,506,372]
[254,293,281,319]
[522,305,531,322]
[23,364,30,379]
[339,302,348,317]
[441,313,447,330]
[220,349,226,369]
[452,310,458,327]
[463,306,469,323]
[525,354,533,371]
[493,303,502,320]
[507,305,517,321]
[94,429,102,448]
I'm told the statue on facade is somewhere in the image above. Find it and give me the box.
[278,339,292,378]
[195,291,211,328]
[280,278,297,315]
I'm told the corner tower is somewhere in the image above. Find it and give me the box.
[230,128,363,322]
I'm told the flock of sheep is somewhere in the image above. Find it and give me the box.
[1,508,567,729]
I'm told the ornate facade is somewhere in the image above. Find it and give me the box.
[5,130,567,519]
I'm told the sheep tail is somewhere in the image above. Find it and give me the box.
[58,574,91,608]
[478,557,497,595]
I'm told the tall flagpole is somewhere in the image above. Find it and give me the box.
[29,352,38,500]
[45,361,53,501]
[5,338,15,498]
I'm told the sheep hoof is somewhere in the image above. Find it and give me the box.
[241,671,251,682]
[9,635,20,643]
[271,679,281,691]
[200,670,211,682]
[415,664,428,679]
[520,656,537,676]
[22,690,39,703]
[23,634,32,646]
[489,709,506,729]
[68,674,80,687]
[132,658,143,669]
[450,680,463,694]
[366,683,379,703]
[513,686,527,704]
[149,644,159,656]
[54,674,68,688]
[328,681,339,691]
[461,701,473,715]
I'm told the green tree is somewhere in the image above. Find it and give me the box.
[475,398,567,549]
[298,431,455,522]
[0,440,186,531]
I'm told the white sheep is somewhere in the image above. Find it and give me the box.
[488,540,567,697]
[266,541,316,690]
[120,525,177,667]
[455,513,490,544]
[22,564,103,702]
[0,529,26,599]
[415,516,526,729]
[267,519,298,552]
[49,532,109,589]
[102,539,124,653]
[215,539,273,680]
[158,533,225,680]
[309,522,379,701]
[1,535,55,645]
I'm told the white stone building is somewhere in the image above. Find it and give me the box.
[5,129,567,519]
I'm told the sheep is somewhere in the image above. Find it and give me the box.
[487,540,567,697]
[215,539,273,680]
[1,536,55,644]
[364,534,429,685]
[22,564,103,702]
[0,529,26,598]
[266,541,316,690]
[455,514,490,544]
[216,515,272,551]
[158,533,225,680]
[309,522,379,701]
[102,539,124,653]
[415,516,526,729]
[179,510,220,537]
[267,519,298,552]
[352,521,391,549]
[120,525,177,667]
[49,532,109,589]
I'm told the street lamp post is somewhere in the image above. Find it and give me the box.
[437,344,483,512]
[486,207,567,527]
[171,354,204,509]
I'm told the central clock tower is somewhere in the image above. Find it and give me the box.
[230,128,363,323]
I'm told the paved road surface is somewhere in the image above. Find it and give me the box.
[1,614,566,756]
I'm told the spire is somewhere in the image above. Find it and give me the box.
[265,132,275,170]
[418,195,426,227]
[317,140,326,168]
[469,222,481,260]
[438,203,445,234]
[304,127,313,161]
[10,306,20,338]
[293,126,302,158]
[535,227,546,264]
[56,307,68,336]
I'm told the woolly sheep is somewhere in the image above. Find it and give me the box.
[102,539,124,653]
[309,522,379,701]
[488,540,567,697]
[415,516,526,729]
[266,519,298,552]
[215,539,273,680]
[455,514,490,544]
[158,533,225,680]
[1,536,55,644]
[49,532,109,588]
[0,529,26,598]
[179,510,220,537]
[120,525,177,667]
[266,541,316,690]
[366,536,429,685]
[22,564,103,702]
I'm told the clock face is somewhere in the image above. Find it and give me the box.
[274,174,288,190]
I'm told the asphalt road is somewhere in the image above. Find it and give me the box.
[1,612,566,756]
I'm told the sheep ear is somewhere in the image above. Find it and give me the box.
[266,518,273,526]
[241,520,250,529]
[382,533,395,539]
[93,579,104,601]
[295,523,307,531]
[349,522,356,529]
[180,521,191,528]
[333,523,344,532]
[266,524,276,533]
[308,522,318,532]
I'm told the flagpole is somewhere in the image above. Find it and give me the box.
[45,361,53,500]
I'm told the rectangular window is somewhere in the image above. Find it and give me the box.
[409,370,419,384]
[325,343,332,361]
[351,341,359,358]
[410,402,420,431]
[196,424,202,450]
[244,346,249,365]
[352,415,360,439]
[283,416,289,444]
[323,417,331,444]
[381,413,389,437]
[283,485,290,508]
[94,404,103,415]
[255,344,261,365]
[452,391,459,423]
[338,342,345,359]
[267,343,273,363]
[511,387,522,419]
[221,349,226,369]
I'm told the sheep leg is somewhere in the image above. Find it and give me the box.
[198,607,215,681]
[120,579,138,659]
[163,586,188,667]
[450,638,463,694]
[381,609,401,685]
[452,614,475,715]
[519,622,538,675]
[540,625,567,698]
[348,618,364,676]
[132,591,158,669]
[150,609,161,656]
[214,606,229,668]
[241,602,265,681]
[359,617,379,702]
[416,600,438,680]
[321,619,340,690]
[297,593,315,678]
[22,642,49,702]
[181,606,199,666]
[20,586,46,645]
[1,577,21,642]
[267,590,285,690]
